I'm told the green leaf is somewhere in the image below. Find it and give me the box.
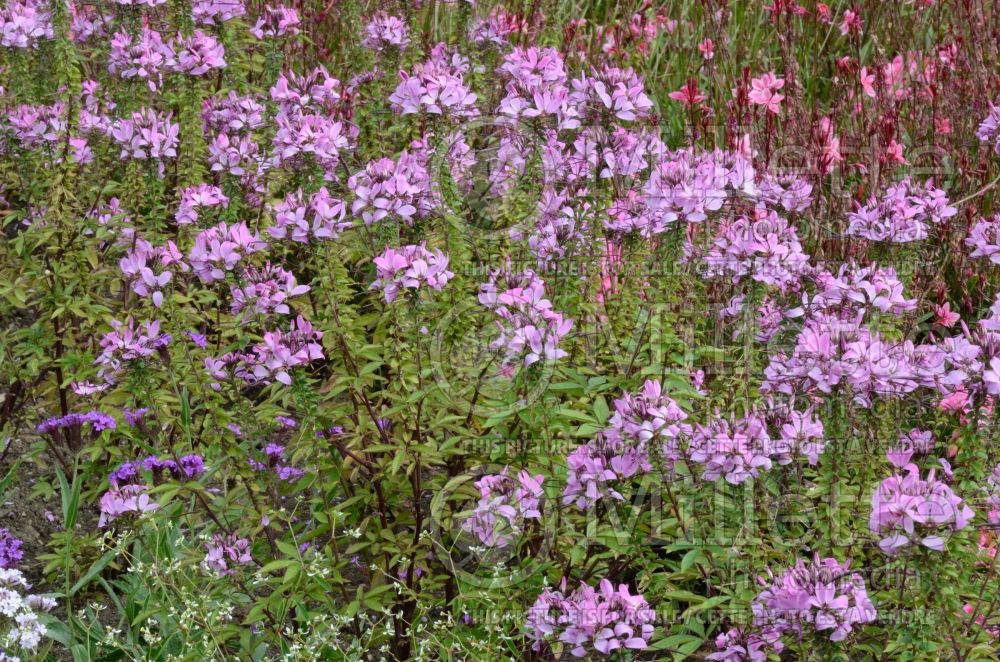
[70,548,119,596]
[680,548,703,572]
[57,467,81,530]
[0,458,21,501]
[593,395,610,424]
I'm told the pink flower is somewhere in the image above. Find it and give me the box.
[884,139,908,165]
[668,79,705,106]
[698,38,714,60]
[839,9,862,36]
[934,303,960,328]
[939,389,970,413]
[748,72,785,114]
[371,244,454,303]
[860,67,876,98]
[526,579,654,657]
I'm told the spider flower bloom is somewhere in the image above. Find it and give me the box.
[230,264,310,320]
[203,533,252,576]
[268,187,349,242]
[752,554,875,643]
[478,267,573,367]
[250,5,300,39]
[192,0,245,26]
[361,12,409,52]
[109,108,179,167]
[707,627,782,661]
[570,65,653,121]
[388,45,478,118]
[870,451,974,553]
[108,28,174,91]
[98,484,159,527]
[847,177,956,243]
[249,315,325,385]
[687,411,776,484]
[176,184,229,226]
[94,319,172,383]
[0,0,54,49]
[460,469,544,548]
[371,244,453,303]
[976,101,1000,155]
[526,579,655,657]
[171,30,226,76]
[966,214,1000,264]
[349,151,435,226]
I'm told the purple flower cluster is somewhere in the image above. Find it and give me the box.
[498,47,580,129]
[208,132,260,178]
[0,0,53,49]
[176,184,229,226]
[361,12,410,52]
[94,318,172,383]
[270,70,356,179]
[643,148,755,228]
[478,267,573,367]
[172,30,226,76]
[755,173,813,213]
[390,43,478,118]
[202,91,265,135]
[762,312,944,406]
[514,187,589,266]
[248,443,304,482]
[563,380,687,509]
[205,315,324,386]
[870,450,974,553]
[702,209,811,291]
[965,213,1000,264]
[119,238,186,307]
[268,188,350,242]
[809,264,917,315]
[688,412,774,484]
[749,555,875,648]
[108,108,179,170]
[977,101,1000,155]
[846,177,956,242]
[231,264,310,320]
[526,578,655,657]
[468,8,518,46]
[108,28,173,90]
[203,533,252,576]
[707,627,781,662]
[122,407,150,426]
[348,150,435,225]
[371,244,454,303]
[37,410,116,435]
[570,65,653,122]
[188,222,268,284]
[0,530,24,570]
[897,428,935,455]
[249,5,300,40]
[460,469,544,548]
[7,102,67,150]
[192,0,245,26]
[98,484,159,527]
[109,454,206,488]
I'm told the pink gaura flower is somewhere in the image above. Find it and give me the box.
[748,72,785,114]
